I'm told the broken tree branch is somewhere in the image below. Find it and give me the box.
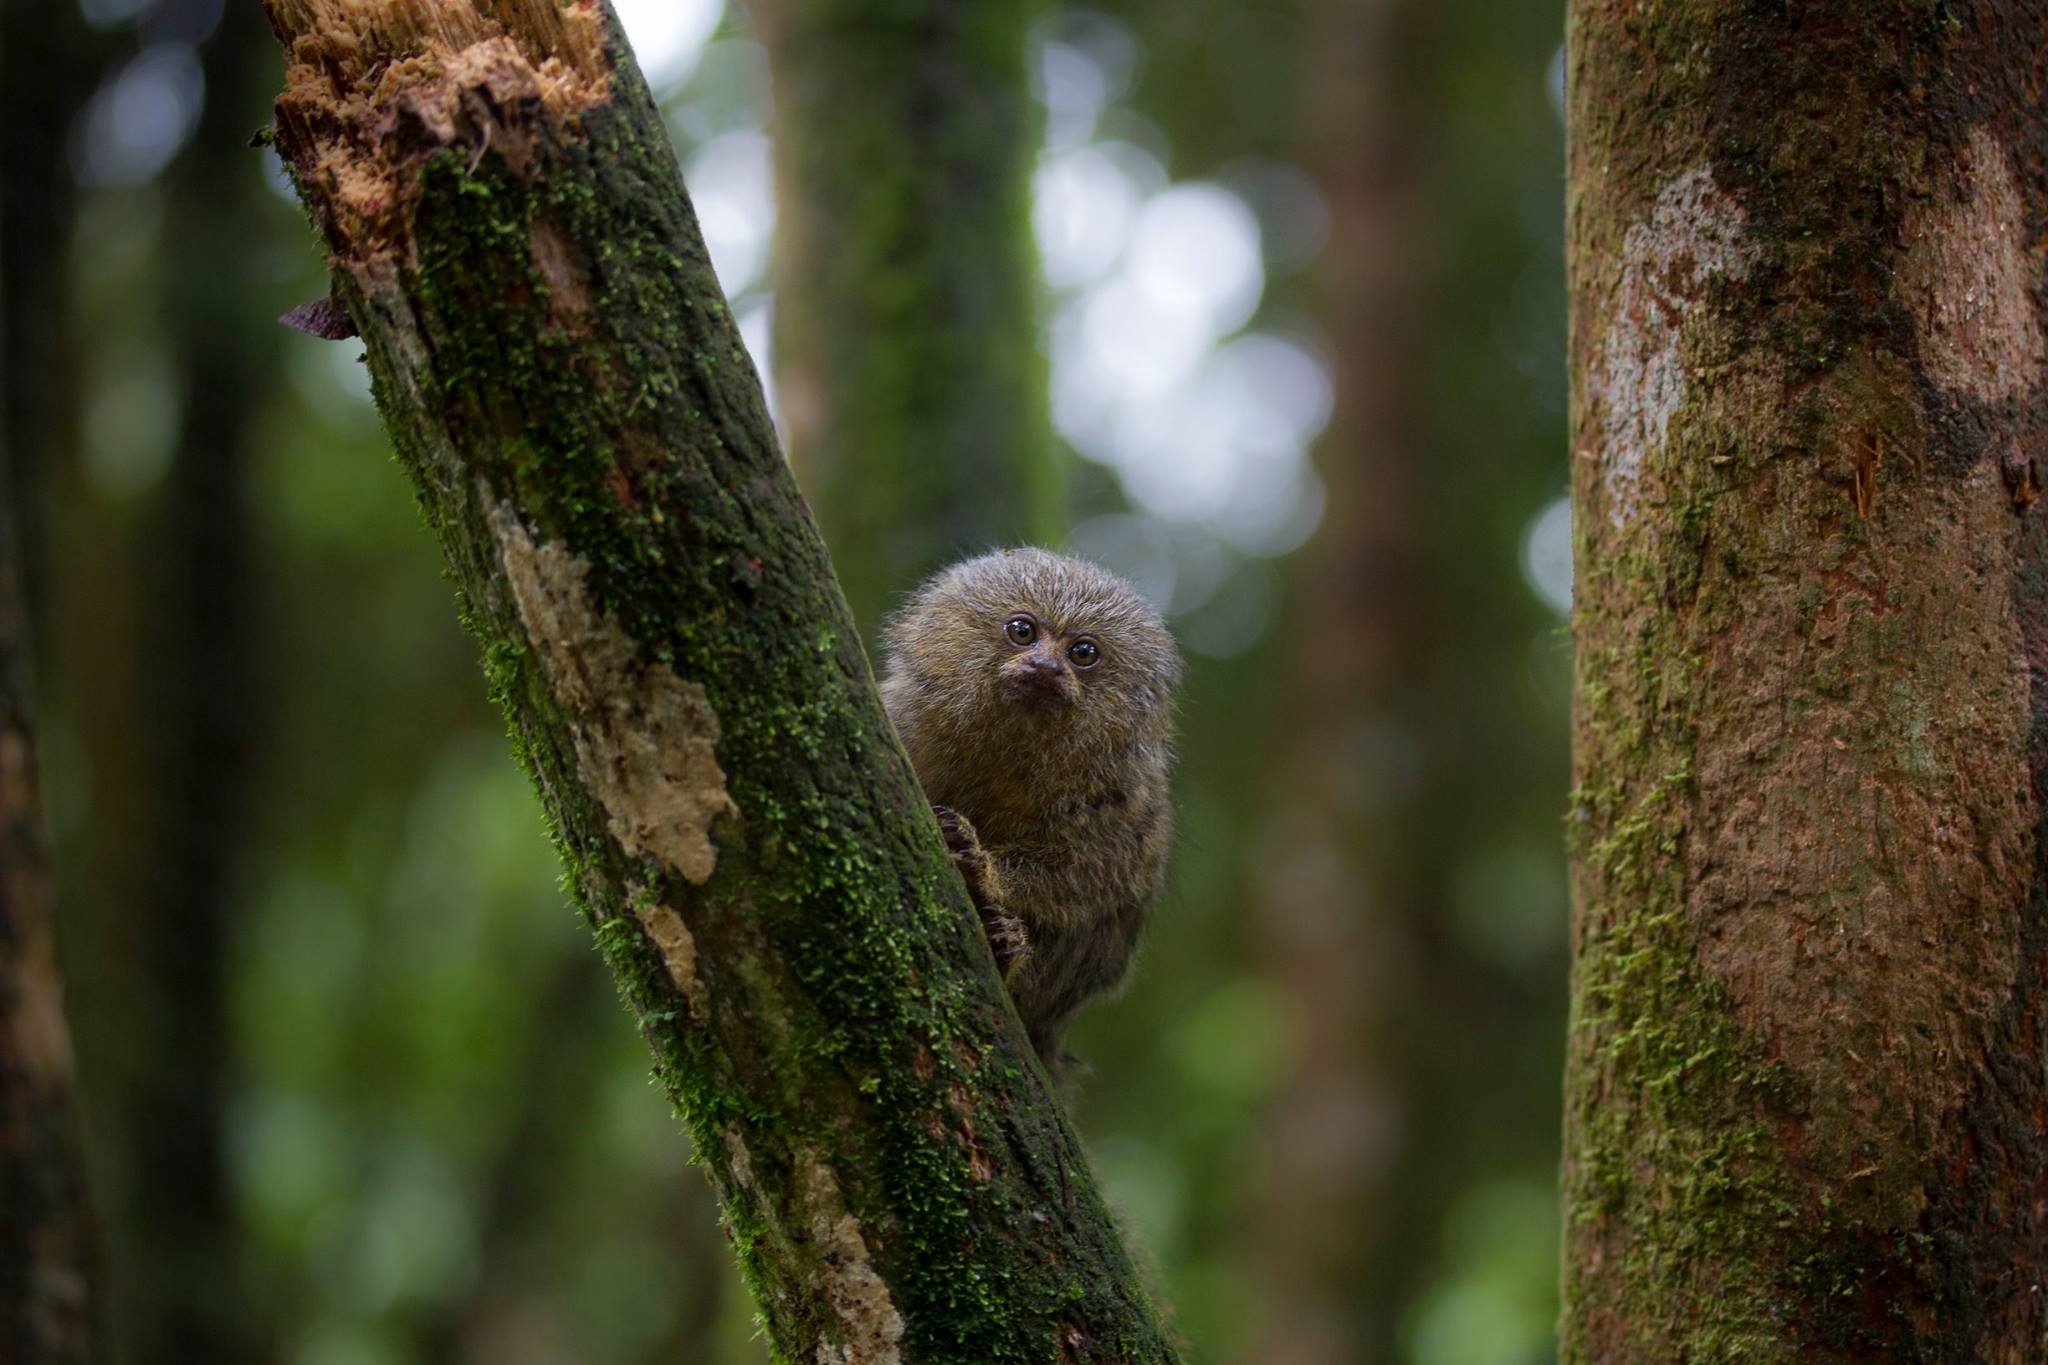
[259,2,1180,1360]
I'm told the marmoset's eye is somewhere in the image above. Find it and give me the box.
[1005,616,1037,646]
[1068,639,1101,668]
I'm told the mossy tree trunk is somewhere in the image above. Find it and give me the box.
[752,0,1060,635]
[260,4,1177,1361]
[1564,3,2048,1358]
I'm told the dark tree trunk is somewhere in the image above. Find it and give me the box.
[753,0,1060,635]
[0,0,103,613]
[0,447,99,1365]
[0,5,107,1357]
[0,485,97,1365]
[118,12,277,1362]
[260,3,1178,1360]
[1249,0,1434,1361]
[1564,2,2048,1358]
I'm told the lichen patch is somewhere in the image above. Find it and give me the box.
[1898,127,2045,403]
[630,883,708,1016]
[722,1129,755,1192]
[1589,166,1759,527]
[266,0,611,259]
[492,502,737,884]
[801,1157,905,1365]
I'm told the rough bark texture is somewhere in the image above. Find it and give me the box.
[753,0,1059,636]
[1563,2,2048,1359]
[260,4,1177,1361]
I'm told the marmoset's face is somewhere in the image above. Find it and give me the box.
[883,548,1182,741]
[992,609,1097,709]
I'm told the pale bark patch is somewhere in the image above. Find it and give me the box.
[1590,166,1758,527]
[531,217,594,325]
[723,1129,755,1192]
[491,503,737,883]
[0,732,74,1085]
[0,941,75,1087]
[1899,127,2045,403]
[630,883,707,1016]
[800,1157,905,1365]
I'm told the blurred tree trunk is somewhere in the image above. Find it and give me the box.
[0,7,107,1358]
[260,4,1176,1360]
[0,0,101,610]
[753,0,1059,634]
[0,264,100,1365]
[1248,0,1434,1360]
[0,475,97,1365]
[419,959,741,1363]
[1565,3,2048,1357]
[112,12,276,1362]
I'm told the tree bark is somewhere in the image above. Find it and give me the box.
[753,0,1060,634]
[1564,3,2048,1358]
[260,4,1177,1361]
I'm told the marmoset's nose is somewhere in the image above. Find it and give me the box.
[1017,650,1063,676]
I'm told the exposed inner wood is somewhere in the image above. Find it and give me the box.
[265,0,611,260]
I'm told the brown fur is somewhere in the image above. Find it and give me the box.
[880,548,1180,1072]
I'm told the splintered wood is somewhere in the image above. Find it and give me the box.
[265,0,611,259]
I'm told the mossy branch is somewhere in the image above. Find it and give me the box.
[259,3,1180,1360]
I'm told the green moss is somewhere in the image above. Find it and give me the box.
[1562,1,2035,1356]
[1563,730,1809,1360]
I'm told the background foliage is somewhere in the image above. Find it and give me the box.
[8,0,1568,1360]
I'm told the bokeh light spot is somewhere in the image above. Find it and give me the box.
[685,128,774,296]
[612,0,725,92]
[1127,182,1264,337]
[1520,493,1572,615]
[74,43,205,187]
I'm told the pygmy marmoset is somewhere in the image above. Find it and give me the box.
[879,548,1181,1073]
